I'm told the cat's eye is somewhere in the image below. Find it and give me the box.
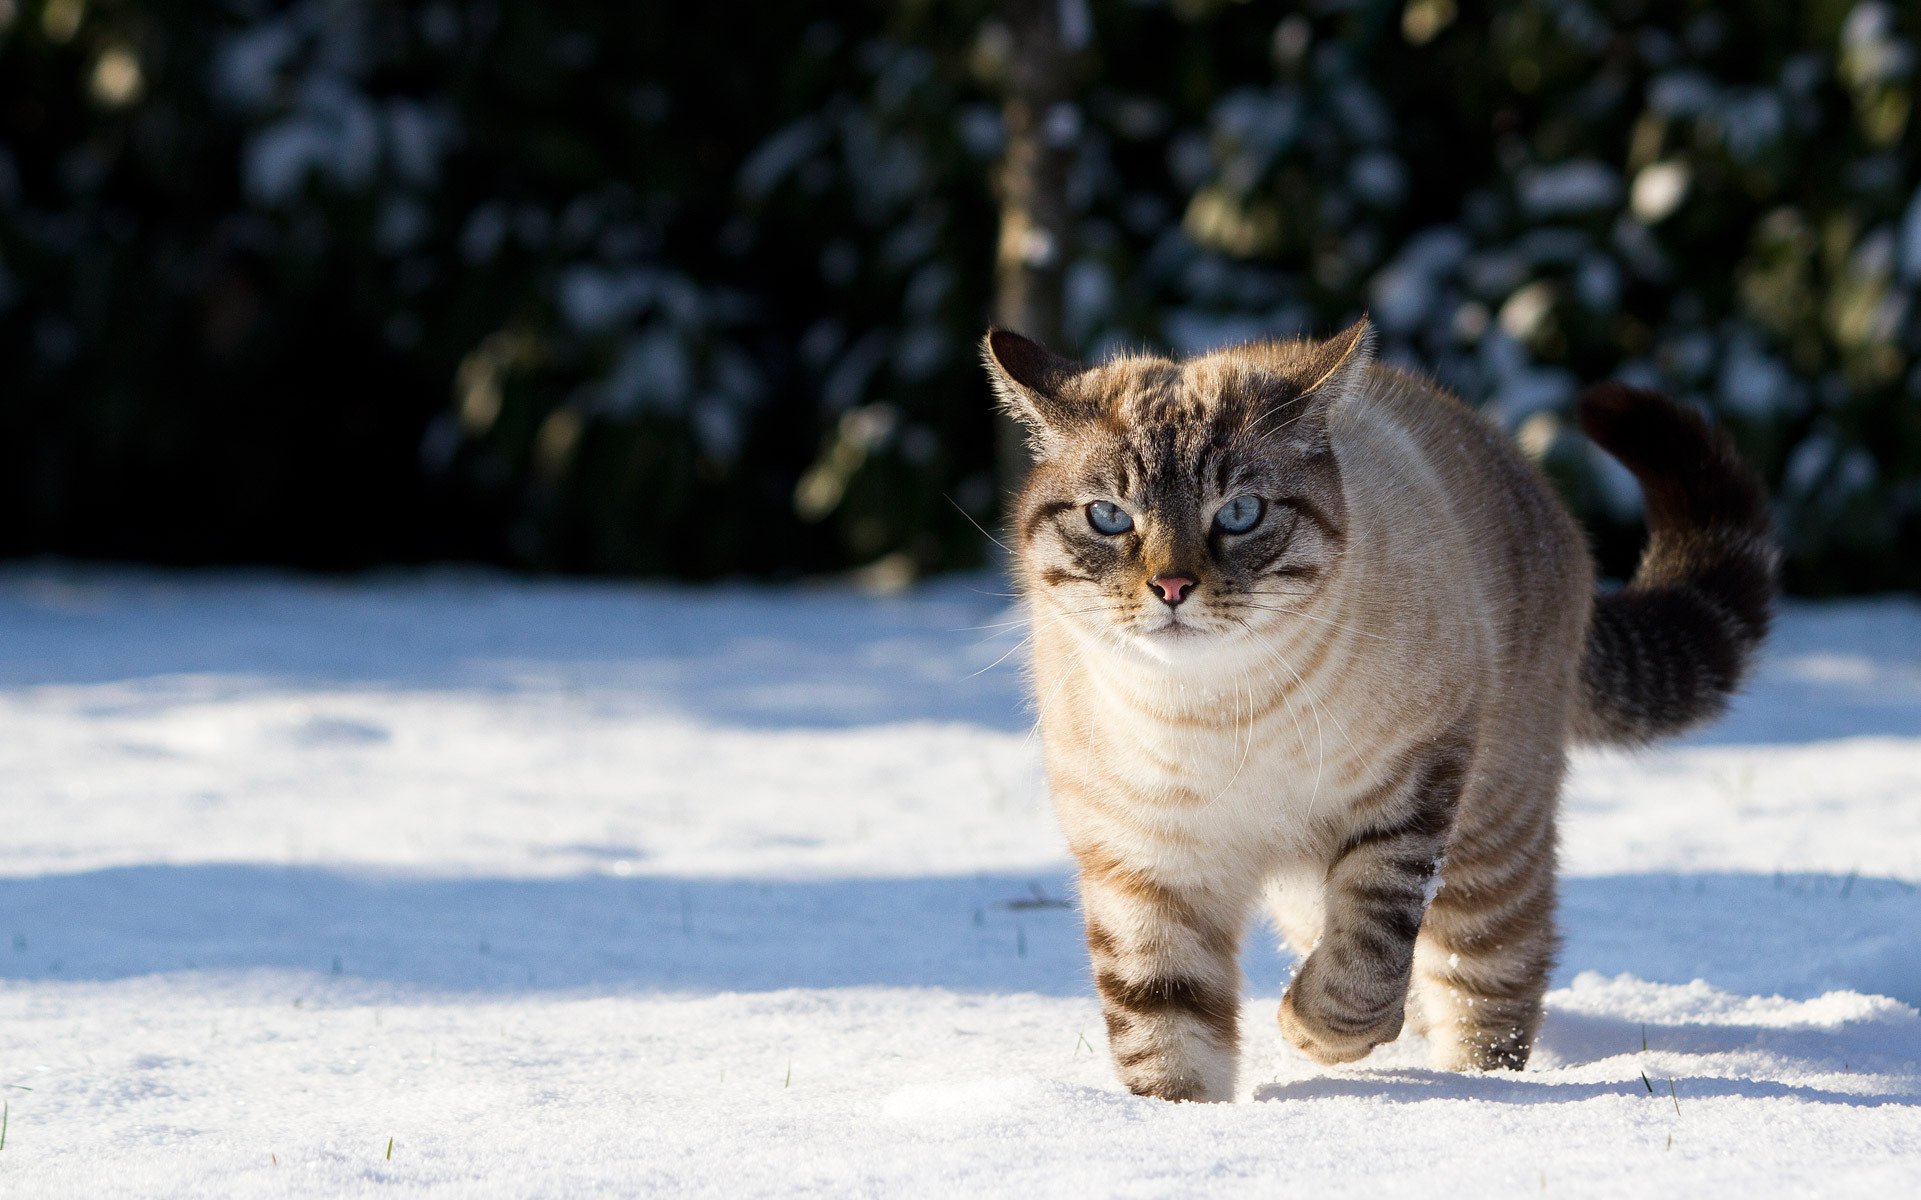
[1086,501,1133,535]
[1214,495,1264,534]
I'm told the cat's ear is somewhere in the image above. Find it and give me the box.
[981,328,1095,451]
[1298,316,1375,402]
[1257,316,1375,451]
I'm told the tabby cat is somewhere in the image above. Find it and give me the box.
[984,318,1775,1101]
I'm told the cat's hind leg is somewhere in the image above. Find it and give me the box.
[1407,765,1561,1071]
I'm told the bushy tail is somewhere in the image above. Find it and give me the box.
[1572,384,1778,747]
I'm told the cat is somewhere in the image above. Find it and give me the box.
[983,317,1775,1102]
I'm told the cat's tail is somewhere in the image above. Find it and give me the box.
[1571,384,1778,747]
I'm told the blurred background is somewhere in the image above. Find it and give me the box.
[0,0,1916,594]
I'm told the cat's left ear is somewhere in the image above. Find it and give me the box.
[1299,316,1375,401]
[1259,316,1375,450]
[981,328,1097,454]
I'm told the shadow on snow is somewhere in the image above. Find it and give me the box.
[7,863,1918,1103]
[5,864,1918,1006]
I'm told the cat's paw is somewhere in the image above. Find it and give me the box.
[1118,1069,1229,1104]
[1277,972,1405,1066]
[1111,1040,1236,1103]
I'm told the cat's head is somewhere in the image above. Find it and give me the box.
[984,319,1373,661]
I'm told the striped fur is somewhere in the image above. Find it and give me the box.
[984,322,1777,1100]
[1571,385,1778,746]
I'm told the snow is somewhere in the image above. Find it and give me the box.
[1901,185,1921,283]
[1842,3,1912,87]
[737,119,827,201]
[1719,330,1800,419]
[215,23,299,109]
[1367,226,1467,333]
[1347,151,1407,207]
[2,568,1919,1196]
[599,328,691,415]
[1489,364,1579,423]
[1649,70,1718,118]
[244,99,377,205]
[1518,160,1621,217]
[555,266,662,335]
[1631,161,1690,225]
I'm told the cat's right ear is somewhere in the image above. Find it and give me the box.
[981,328,1093,452]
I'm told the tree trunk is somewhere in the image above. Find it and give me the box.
[991,0,1087,504]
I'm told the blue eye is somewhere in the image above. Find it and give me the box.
[1214,495,1264,534]
[1086,501,1134,535]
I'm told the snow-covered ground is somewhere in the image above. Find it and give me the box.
[2,566,1918,1196]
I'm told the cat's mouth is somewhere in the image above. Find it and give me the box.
[1140,616,1204,640]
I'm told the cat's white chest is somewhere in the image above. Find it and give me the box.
[1090,678,1365,835]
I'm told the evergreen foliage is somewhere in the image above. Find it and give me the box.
[1,1,1915,590]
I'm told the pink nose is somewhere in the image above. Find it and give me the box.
[1150,575,1195,605]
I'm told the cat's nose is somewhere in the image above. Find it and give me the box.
[1149,574,1196,606]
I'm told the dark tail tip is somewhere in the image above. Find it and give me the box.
[1572,384,1778,746]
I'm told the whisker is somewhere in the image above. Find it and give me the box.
[1229,614,1323,804]
[970,603,1115,644]
[1209,656,1258,804]
[1222,601,1392,642]
[1252,621,1348,801]
[958,618,1031,634]
[945,493,1011,555]
[1233,615,1363,762]
[1026,630,1099,746]
[947,593,1136,707]
[964,634,1033,679]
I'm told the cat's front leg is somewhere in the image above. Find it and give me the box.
[1278,739,1463,1065]
[1077,846,1246,1102]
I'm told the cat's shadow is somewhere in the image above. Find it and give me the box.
[1253,1068,1909,1108]
[5,863,1918,1009]
[7,860,1920,1102]
[1252,1004,1921,1108]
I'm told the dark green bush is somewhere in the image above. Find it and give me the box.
[2,1,1916,591]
